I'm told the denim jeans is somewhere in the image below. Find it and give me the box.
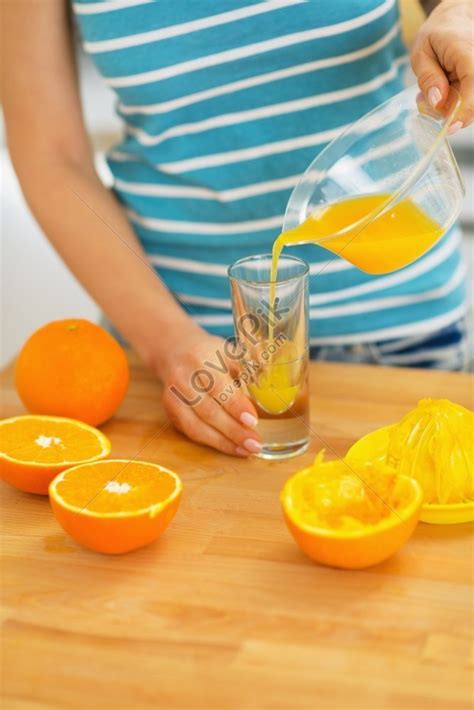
[309,318,470,371]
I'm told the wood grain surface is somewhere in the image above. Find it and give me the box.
[1,355,473,709]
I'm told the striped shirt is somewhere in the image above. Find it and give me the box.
[72,0,467,345]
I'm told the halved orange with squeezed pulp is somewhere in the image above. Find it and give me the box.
[49,459,182,554]
[281,453,423,569]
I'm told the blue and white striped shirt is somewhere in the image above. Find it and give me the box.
[73,0,467,345]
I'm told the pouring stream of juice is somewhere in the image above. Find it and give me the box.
[258,194,443,414]
[268,192,443,340]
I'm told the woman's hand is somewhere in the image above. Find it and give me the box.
[411,0,474,131]
[159,328,262,457]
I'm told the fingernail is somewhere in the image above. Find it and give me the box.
[240,412,258,428]
[428,87,442,108]
[448,121,463,136]
[243,438,262,454]
[236,446,249,457]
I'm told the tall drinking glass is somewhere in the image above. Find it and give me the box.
[228,254,310,459]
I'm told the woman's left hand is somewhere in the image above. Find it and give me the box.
[411,0,474,132]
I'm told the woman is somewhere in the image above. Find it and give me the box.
[2,0,473,456]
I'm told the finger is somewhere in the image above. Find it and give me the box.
[200,364,260,431]
[167,399,250,457]
[411,41,450,109]
[457,70,474,128]
[163,382,253,456]
[210,368,259,428]
[221,338,244,378]
[222,388,260,430]
[195,393,262,453]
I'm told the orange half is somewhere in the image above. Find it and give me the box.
[281,453,423,569]
[0,415,110,494]
[49,459,182,554]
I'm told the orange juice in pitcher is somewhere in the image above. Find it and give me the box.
[270,191,444,281]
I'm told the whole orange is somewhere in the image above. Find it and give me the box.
[15,319,129,426]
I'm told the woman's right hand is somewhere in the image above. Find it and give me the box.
[159,328,262,457]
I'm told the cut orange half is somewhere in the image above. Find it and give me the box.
[281,453,423,569]
[0,415,110,495]
[49,460,182,554]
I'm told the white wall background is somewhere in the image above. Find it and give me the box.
[1,57,121,366]
[1,56,473,367]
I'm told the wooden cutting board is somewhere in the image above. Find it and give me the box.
[1,355,473,709]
